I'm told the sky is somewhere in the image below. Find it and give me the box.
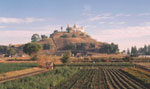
[0,0,150,51]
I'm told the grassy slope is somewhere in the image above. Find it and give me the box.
[38,32,103,52]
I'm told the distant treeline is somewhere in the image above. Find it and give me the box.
[127,45,150,56]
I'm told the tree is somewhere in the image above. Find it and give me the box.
[31,34,40,42]
[99,43,119,54]
[110,43,119,53]
[127,48,130,55]
[66,27,72,33]
[43,43,51,50]
[54,30,58,33]
[141,45,148,54]
[72,34,76,38]
[128,44,150,55]
[148,45,150,55]
[60,52,70,63]
[61,34,69,38]
[49,34,54,38]
[80,33,84,36]
[0,46,8,54]
[131,46,137,55]
[6,48,16,57]
[76,43,87,50]
[63,44,76,50]
[90,43,95,48]
[122,56,132,62]
[23,42,42,56]
[41,35,48,40]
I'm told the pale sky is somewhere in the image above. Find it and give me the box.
[0,0,150,50]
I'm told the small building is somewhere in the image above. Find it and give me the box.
[45,62,54,69]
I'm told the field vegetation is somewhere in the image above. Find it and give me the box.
[0,67,78,89]
[0,67,44,80]
[55,62,132,67]
[121,67,150,87]
[0,63,37,73]
[53,68,147,89]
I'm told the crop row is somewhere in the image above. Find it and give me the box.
[121,67,150,87]
[104,68,146,89]
[54,68,147,89]
[55,62,132,67]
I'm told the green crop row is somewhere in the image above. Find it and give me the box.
[54,68,147,89]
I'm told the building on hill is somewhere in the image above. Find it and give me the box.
[66,24,84,33]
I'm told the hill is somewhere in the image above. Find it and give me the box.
[38,30,105,56]
[0,24,119,57]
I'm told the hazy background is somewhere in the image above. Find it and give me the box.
[0,0,150,51]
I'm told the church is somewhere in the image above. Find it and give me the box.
[66,24,84,33]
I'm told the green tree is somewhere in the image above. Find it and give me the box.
[144,45,148,54]
[6,48,16,57]
[63,44,76,50]
[76,43,87,50]
[61,34,69,38]
[148,45,150,55]
[127,48,130,55]
[122,56,132,62]
[131,46,137,55]
[0,46,8,54]
[110,43,119,53]
[43,43,51,50]
[31,34,40,42]
[99,43,119,54]
[41,35,48,40]
[54,30,58,33]
[66,27,72,33]
[23,42,42,56]
[72,34,76,38]
[80,33,84,36]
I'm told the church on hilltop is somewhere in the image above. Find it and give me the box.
[65,24,84,33]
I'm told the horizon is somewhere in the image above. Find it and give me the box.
[0,0,150,51]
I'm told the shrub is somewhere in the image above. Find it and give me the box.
[31,55,39,61]
[43,43,51,50]
[61,52,70,63]
[80,33,84,36]
[37,55,54,68]
[72,34,76,38]
[61,34,69,38]
[54,30,58,33]
[122,56,133,62]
